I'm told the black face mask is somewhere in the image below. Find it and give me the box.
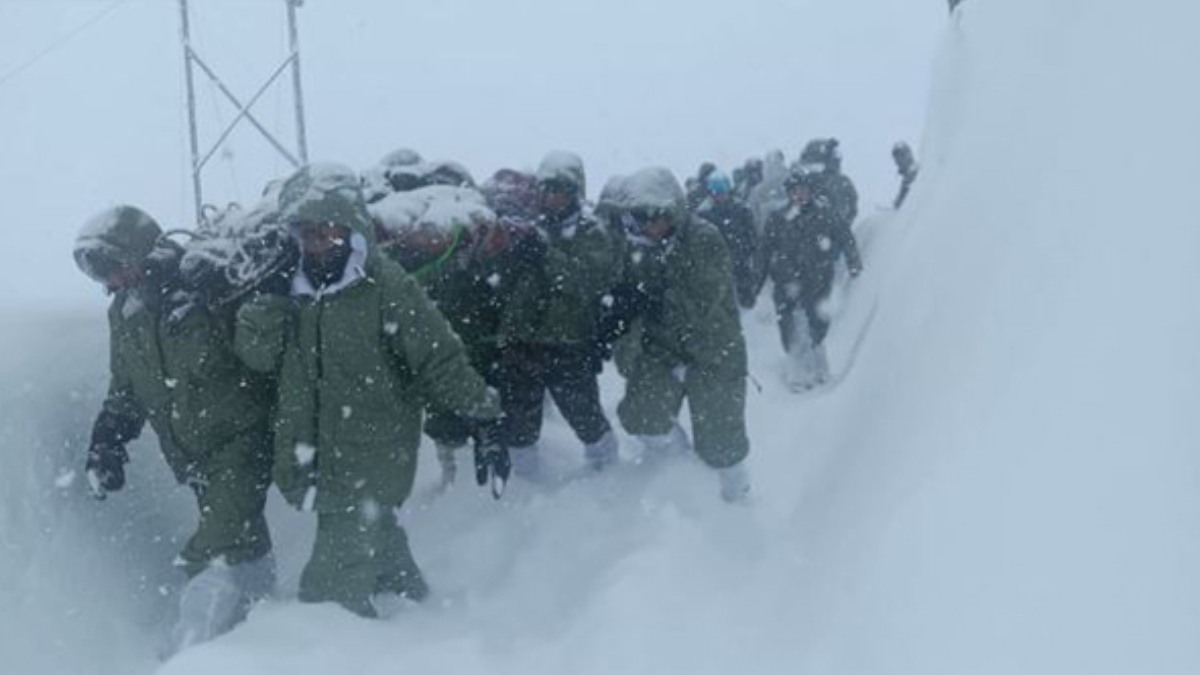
[303,239,353,289]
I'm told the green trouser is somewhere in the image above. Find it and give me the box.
[612,322,643,379]
[617,356,750,469]
[299,509,428,617]
[177,431,273,578]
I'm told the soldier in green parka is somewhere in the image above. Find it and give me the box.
[497,151,621,478]
[369,184,540,489]
[73,205,276,655]
[235,164,508,618]
[611,167,753,503]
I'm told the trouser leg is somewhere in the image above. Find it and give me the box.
[618,356,686,439]
[612,321,643,379]
[546,347,612,445]
[165,433,274,657]
[684,367,750,469]
[372,510,429,602]
[499,346,547,448]
[178,433,273,577]
[299,508,428,618]
[773,285,801,353]
[803,299,831,346]
[801,266,836,346]
[733,259,758,309]
[299,511,375,617]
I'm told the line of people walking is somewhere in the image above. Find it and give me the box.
[72,137,914,657]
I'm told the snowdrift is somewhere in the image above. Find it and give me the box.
[782,2,1200,672]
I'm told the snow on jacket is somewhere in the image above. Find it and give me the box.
[695,196,762,307]
[622,213,747,378]
[762,194,863,293]
[499,210,619,347]
[100,254,273,485]
[235,164,499,512]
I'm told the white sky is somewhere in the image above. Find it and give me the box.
[0,0,944,309]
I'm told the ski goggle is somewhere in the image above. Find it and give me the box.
[538,179,576,196]
[619,212,643,237]
[74,245,130,284]
[619,209,671,247]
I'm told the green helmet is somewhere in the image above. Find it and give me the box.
[73,205,162,282]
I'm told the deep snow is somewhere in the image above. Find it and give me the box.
[5,1,1200,674]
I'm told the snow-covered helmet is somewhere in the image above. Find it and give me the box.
[73,205,162,283]
[378,147,423,169]
[535,150,586,198]
[596,173,632,218]
[783,168,819,191]
[624,167,685,219]
[618,167,686,245]
[799,138,842,173]
[277,162,373,236]
[422,160,476,189]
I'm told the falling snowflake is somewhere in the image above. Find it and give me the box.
[294,443,317,466]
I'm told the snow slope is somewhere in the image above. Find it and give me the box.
[779,3,1200,672]
[6,1,1200,674]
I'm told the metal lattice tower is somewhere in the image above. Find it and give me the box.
[178,0,309,225]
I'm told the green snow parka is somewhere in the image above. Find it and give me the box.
[101,278,273,485]
[500,211,619,347]
[235,164,499,512]
[623,215,748,378]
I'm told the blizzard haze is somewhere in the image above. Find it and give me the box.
[16,2,1200,675]
[0,0,940,309]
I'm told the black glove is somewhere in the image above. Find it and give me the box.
[85,442,128,500]
[472,420,511,499]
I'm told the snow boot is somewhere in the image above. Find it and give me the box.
[718,462,751,503]
[163,554,275,658]
[509,443,542,480]
[784,320,821,391]
[583,430,619,471]
[370,591,420,620]
[636,423,692,464]
[435,441,462,490]
[811,342,830,386]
